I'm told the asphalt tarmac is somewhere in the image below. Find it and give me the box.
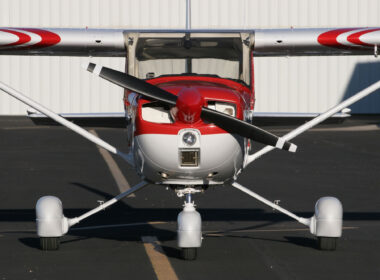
[0,117,379,280]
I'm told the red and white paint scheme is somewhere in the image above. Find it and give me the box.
[0,28,61,50]
[131,75,251,184]
[318,28,380,49]
[0,26,380,258]
[1,27,380,56]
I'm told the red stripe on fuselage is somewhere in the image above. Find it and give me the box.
[135,117,229,136]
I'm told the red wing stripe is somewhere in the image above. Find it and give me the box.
[0,29,31,47]
[18,28,61,48]
[317,28,359,48]
[347,28,380,47]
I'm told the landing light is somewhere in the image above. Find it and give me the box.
[207,172,218,178]
[159,172,169,179]
[183,132,196,146]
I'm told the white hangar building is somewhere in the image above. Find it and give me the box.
[0,0,380,115]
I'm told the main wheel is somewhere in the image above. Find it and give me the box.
[181,248,197,260]
[318,237,337,251]
[40,237,60,251]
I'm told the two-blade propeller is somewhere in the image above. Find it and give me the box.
[84,63,297,153]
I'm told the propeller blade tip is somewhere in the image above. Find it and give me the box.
[289,143,297,153]
[82,62,101,75]
[81,62,90,71]
[275,137,297,152]
[275,138,285,149]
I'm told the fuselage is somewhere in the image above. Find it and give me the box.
[125,75,253,185]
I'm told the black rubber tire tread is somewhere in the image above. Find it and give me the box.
[181,248,197,260]
[318,237,337,251]
[40,237,60,251]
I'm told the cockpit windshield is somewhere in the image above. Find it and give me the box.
[134,35,244,82]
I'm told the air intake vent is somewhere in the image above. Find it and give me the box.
[180,149,200,167]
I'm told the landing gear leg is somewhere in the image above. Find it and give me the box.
[176,189,202,260]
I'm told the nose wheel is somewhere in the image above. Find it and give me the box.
[318,237,337,251]
[40,237,60,251]
[181,247,197,261]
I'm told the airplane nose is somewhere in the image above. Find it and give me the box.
[175,88,203,124]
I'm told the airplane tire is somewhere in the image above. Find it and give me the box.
[318,237,337,251]
[40,237,60,251]
[181,248,197,260]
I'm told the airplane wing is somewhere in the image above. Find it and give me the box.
[253,28,380,56]
[0,28,125,56]
[1,27,380,57]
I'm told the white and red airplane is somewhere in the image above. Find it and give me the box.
[1,26,380,260]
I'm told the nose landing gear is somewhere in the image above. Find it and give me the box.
[176,188,203,260]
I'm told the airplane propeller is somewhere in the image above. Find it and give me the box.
[84,63,297,152]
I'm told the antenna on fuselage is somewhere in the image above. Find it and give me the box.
[185,0,192,73]
[186,0,191,30]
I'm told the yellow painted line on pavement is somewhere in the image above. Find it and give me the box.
[142,236,179,280]
[89,129,134,196]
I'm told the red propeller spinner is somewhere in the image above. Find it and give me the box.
[175,88,204,124]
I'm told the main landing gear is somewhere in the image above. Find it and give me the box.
[34,181,342,256]
[35,181,149,251]
[231,182,343,251]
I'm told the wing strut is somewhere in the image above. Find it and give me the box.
[0,81,134,166]
[244,79,380,167]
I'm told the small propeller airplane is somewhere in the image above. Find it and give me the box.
[1,26,380,260]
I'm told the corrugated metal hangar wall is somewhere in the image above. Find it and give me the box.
[1,0,380,115]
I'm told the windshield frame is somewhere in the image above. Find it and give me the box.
[126,32,252,86]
